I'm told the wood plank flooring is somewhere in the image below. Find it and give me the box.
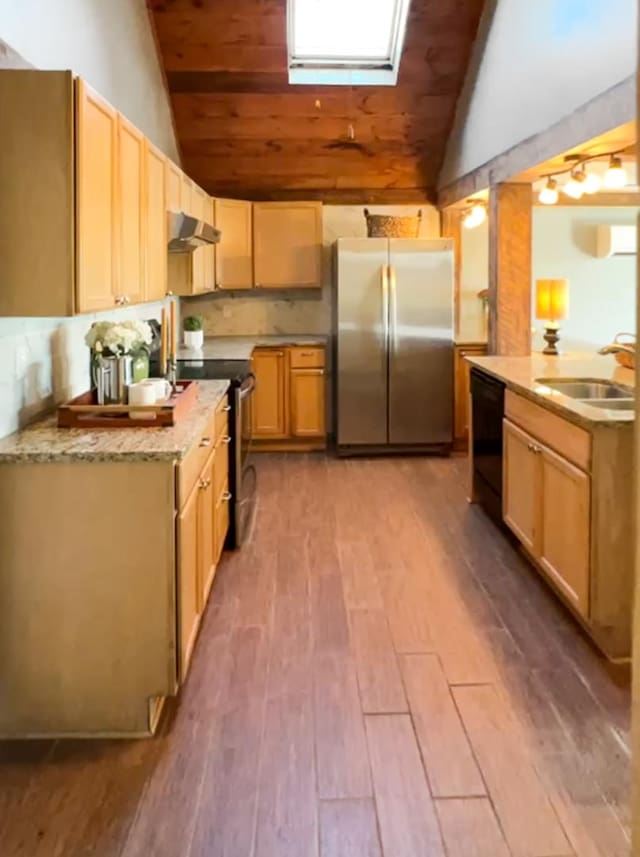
[0,454,631,856]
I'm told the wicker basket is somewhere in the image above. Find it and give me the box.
[364,208,422,238]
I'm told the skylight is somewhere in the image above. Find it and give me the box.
[287,0,411,86]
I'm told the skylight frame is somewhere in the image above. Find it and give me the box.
[286,0,412,86]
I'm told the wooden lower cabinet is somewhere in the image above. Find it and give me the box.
[503,418,590,618]
[178,477,202,682]
[454,343,487,449]
[503,419,540,555]
[251,346,327,450]
[0,394,231,738]
[539,446,590,613]
[252,349,287,438]
[290,369,325,437]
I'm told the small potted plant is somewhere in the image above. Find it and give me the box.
[183,315,204,349]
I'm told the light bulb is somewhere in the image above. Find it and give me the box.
[604,156,627,189]
[563,170,586,199]
[462,203,487,229]
[538,178,559,205]
[583,171,601,194]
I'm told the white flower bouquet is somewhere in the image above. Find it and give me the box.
[85,320,153,357]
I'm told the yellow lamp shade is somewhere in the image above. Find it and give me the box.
[536,279,569,322]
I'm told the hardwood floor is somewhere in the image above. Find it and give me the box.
[0,454,631,856]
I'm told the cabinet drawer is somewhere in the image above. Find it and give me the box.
[178,412,217,507]
[505,390,591,472]
[215,395,230,443]
[289,346,325,368]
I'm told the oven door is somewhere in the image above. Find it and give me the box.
[234,373,257,545]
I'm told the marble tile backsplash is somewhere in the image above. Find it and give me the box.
[0,300,169,439]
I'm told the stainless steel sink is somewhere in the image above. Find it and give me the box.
[584,399,635,411]
[536,378,635,400]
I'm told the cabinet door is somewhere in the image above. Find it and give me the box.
[197,452,215,611]
[253,202,322,288]
[180,174,193,215]
[252,349,287,437]
[290,369,325,437]
[454,345,487,444]
[118,115,145,305]
[540,447,591,616]
[214,198,253,289]
[144,141,168,302]
[214,484,230,565]
[503,419,540,555]
[166,160,181,211]
[75,79,118,312]
[177,482,201,682]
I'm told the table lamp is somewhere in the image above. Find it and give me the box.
[536,279,569,355]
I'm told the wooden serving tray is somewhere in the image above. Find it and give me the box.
[57,381,199,428]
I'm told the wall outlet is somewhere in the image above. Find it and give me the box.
[222,306,232,319]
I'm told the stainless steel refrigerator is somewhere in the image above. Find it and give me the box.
[335,237,454,454]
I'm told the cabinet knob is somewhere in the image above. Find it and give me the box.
[222,491,232,501]
[199,437,212,447]
[167,290,174,297]
[222,435,231,444]
[114,296,123,306]
[223,405,231,412]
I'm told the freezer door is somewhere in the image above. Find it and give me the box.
[336,238,389,446]
[388,239,454,445]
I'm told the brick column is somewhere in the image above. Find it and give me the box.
[488,183,532,355]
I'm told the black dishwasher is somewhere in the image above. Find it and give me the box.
[470,368,506,525]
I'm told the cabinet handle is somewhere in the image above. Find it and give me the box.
[222,491,232,501]
[223,405,231,412]
[222,435,231,444]
[199,437,212,447]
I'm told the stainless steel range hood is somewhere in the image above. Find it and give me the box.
[168,211,221,253]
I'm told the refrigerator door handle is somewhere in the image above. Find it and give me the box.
[381,263,390,349]
[389,264,398,351]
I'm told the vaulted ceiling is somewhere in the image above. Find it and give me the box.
[147,0,485,202]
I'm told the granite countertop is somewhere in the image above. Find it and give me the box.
[177,334,328,362]
[0,380,230,463]
[467,353,635,427]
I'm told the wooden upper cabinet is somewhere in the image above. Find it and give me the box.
[166,160,181,211]
[180,173,193,216]
[214,198,253,289]
[75,78,119,313]
[290,369,325,438]
[503,419,539,555]
[253,202,322,288]
[144,141,168,303]
[540,447,590,616]
[118,115,145,306]
[252,349,287,438]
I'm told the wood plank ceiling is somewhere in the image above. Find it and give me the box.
[147,0,485,203]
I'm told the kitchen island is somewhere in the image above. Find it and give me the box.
[467,354,633,660]
[0,381,231,737]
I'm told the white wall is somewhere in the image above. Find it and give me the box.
[440,0,637,186]
[447,205,636,352]
[190,205,440,336]
[0,0,178,160]
[0,2,178,438]
[532,206,637,352]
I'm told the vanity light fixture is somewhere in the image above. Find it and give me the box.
[604,155,627,189]
[538,177,559,205]
[462,201,487,229]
